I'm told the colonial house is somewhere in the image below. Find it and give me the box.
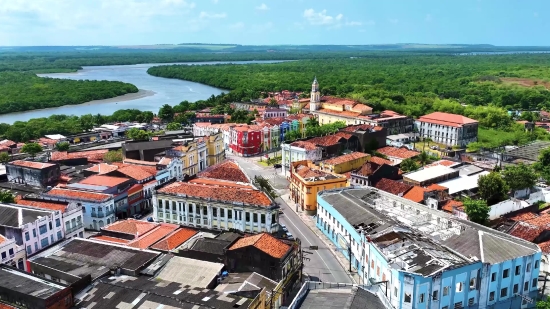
[281,141,322,177]
[415,112,479,147]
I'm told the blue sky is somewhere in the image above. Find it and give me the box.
[0,0,548,46]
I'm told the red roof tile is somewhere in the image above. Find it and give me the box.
[424,160,459,168]
[376,147,420,160]
[51,149,108,162]
[0,139,16,147]
[10,160,55,169]
[418,112,478,128]
[158,182,272,207]
[128,223,179,249]
[189,178,253,189]
[45,188,112,202]
[374,178,413,196]
[15,197,68,212]
[103,219,157,236]
[403,186,428,203]
[316,108,361,118]
[510,212,539,221]
[289,141,318,151]
[369,156,394,166]
[427,183,448,191]
[293,163,344,181]
[306,135,344,147]
[199,160,249,183]
[538,240,550,253]
[116,165,154,181]
[79,175,130,187]
[91,235,131,244]
[85,163,118,175]
[509,222,543,242]
[441,200,464,213]
[0,234,7,245]
[322,152,369,166]
[229,233,291,259]
[332,132,354,140]
[321,96,357,106]
[354,162,381,177]
[151,227,198,251]
[123,159,158,166]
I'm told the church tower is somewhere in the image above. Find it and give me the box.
[309,76,321,112]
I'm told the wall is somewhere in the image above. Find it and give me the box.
[289,172,347,215]
[488,199,531,220]
[63,204,84,239]
[7,164,60,187]
[21,211,64,257]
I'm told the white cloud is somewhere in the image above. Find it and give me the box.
[388,18,399,24]
[199,11,227,19]
[425,14,432,22]
[303,9,343,26]
[256,3,269,11]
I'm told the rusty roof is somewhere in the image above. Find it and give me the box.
[306,135,344,147]
[374,178,413,196]
[51,149,108,162]
[229,233,291,259]
[509,222,543,242]
[353,162,381,177]
[199,160,249,183]
[376,146,420,159]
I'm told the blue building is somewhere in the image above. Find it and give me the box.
[316,187,541,309]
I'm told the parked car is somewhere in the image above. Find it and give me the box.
[286,232,294,240]
[147,216,154,222]
[280,224,288,232]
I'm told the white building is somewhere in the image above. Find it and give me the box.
[41,188,116,231]
[415,112,479,147]
[281,141,322,176]
[153,181,279,233]
[0,204,65,259]
[0,233,26,270]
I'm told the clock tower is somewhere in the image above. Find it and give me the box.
[309,76,321,112]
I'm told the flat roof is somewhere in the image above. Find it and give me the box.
[0,266,67,300]
[0,204,54,228]
[504,140,550,162]
[155,256,224,288]
[298,287,389,309]
[437,171,490,194]
[403,165,457,183]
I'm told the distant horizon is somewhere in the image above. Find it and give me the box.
[2,43,550,48]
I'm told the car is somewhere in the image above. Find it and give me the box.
[278,209,284,214]
[147,216,154,222]
[285,232,294,240]
[273,163,282,169]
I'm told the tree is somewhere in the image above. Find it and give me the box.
[463,198,490,225]
[103,150,123,163]
[0,152,9,165]
[400,158,420,172]
[126,128,151,141]
[502,163,537,193]
[535,147,550,183]
[268,98,279,107]
[158,104,174,121]
[141,111,154,123]
[364,139,379,154]
[418,151,430,166]
[21,142,43,157]
[166,122,182,131]
[55,142,70,151]
[0,190,15,203]
[477,172,509,205]
[537,297,550,309]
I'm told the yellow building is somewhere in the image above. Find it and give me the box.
[289,160,348,215]
[318,151,370,174]
[169,140,200,176]
[204,132,225,166]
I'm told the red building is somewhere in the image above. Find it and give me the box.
[128,184,144,215]
[230,126,262,156]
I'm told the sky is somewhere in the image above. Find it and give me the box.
[0,0,548,46]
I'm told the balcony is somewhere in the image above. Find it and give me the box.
[66,223,83,234]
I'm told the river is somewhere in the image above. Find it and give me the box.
[0,60,283,124]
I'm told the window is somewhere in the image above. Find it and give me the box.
[527,263,531,272]
[213,208,217,217]
[500,287,507,298]
[55,218,61,227]
[220,209,225,217]
[1,252,5,259]
[456,282,463,292]
[245,212,250,222]
[514,284,519,294]
[525,282,529,291]
[39,225,47,235]
[453,302,462,309]
[503,268,509,278]
[57,231,62,240]
[516,265,521,275]
[261,214,265,224]
[49,222,52,230]
[228,211,233,219]
[491,272,496,282]
[469,278,476,290]
[40,238,49,248]
[82,206,86,213]
[533,278,538,288]
[536,260,540,269]
[253,213,257,222]
[419,293,425,303]
[32,229,37,237]
[26,246,31,254]
[404,293,411,303]
[25,232,30,241]
[8,248,13,255]
[202,207,207,215]
[468,298,475,306]
[489,291,495,301]
[443,286,449,296]
[50,235,54,243]
[432,290,439,300]
[394,287,398,297]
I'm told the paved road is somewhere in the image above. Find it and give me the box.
[229,155,352,284]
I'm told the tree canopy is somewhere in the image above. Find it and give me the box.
[463,198,490,225]
[126,128,151,141]
[103,150,123,163]
[0,152,9,164]
[166,122,182,131]
[158,104,174,121]
[21,142,43,157]
[0,190,15,204]
[55,142,70,151]
[477,172,509,205]
[400,158,420,173]
[502,163,538,193]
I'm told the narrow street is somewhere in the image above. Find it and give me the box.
[228,154,353,284]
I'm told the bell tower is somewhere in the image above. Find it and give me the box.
[309,76,321,112]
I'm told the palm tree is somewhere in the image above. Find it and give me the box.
[418,151,430,166]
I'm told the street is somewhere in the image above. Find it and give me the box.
[228,154,353,284]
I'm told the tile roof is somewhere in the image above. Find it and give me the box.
[354,162,381,177]
[79,175,130,187]
[418,112,478,128]
[510,212,539,222]
[10,160,55,169]
[316,108,361,118]
[0,234,6,245]
[352,103,372,111]
[229,233,291,259]
[293,163,344,181]
[91,235,131,244]
[50,149,108,162]
[116,165,154,181]
[332,132,354,140]
[289,141,318,151]
[403,186,428,203]
[306,135,344,147]
[151,228,198,251]
[369,156,394,166]
[15,197,68,212]
[424,160,459,168]
[189,178,253,189]
[440,199,464,213]
[85,163,118,175]
[45,188,112,202]
[340,124,380,133]
[158,182,273,207]
[374,178,413,196]
[103,219,157,236]
[322,96,357,106]
[122,159,157,166]
[537,240,550,253]
[427,183,448,191]
[376,146,420,159]
[199,160,249,183]
[0,139,15,147]
[128,224,179,249]
[322,152,369,166]
[508,222,543,242]
[158,157,172,165]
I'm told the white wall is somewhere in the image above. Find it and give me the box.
[63,203,84,239]
[22,210,64,256]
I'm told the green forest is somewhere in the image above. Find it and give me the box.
[147,53,550,149]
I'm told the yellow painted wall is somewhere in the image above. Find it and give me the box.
[206,133,224,166]
[320,155,370,174]
[290,172,348,213]
[322,103,345,112]
[316,113,356,126]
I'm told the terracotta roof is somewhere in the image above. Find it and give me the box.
[537,240,550,253]
[229,233,291,259]
[316,108,361,118]
[123,159,158,166]
[0,234,6,245]
[91,235,131,244]
[340,124,380,133]
[51,149,108,162]
[510,212,539,222]
[199,160,249,183]
[0,139,15,147]
[45,188,112,202]
[159,182,272,207]
[0,303,17,309]
[509,222,543,242]
[418,112,478,128]
[289,141,318,151]
[333,132,354,140]
[321,96,357,106]
[143,179,158,187]
[85,163,118,175]
[79,175,130,187]
[354,162,381,177]
[403,186,428,203]
[424,160,459,168]
[322,152,369,166]
[116,165,154,181]
[189,178,253,189]
[128,223,179,249]
[369,156,394,166]
[352,103,372,111]
[306,135,343,147]
[441,200,464,213]
[151,227,198,251]
[10,160,55,169]
[128,183,143,195]
[374,178,413,196]
[427,183,448,191]
[103,219,157,236]
[376,147,420,159]
[15,197,68,212]
[294,164,343,181]
[158,157,172,165]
